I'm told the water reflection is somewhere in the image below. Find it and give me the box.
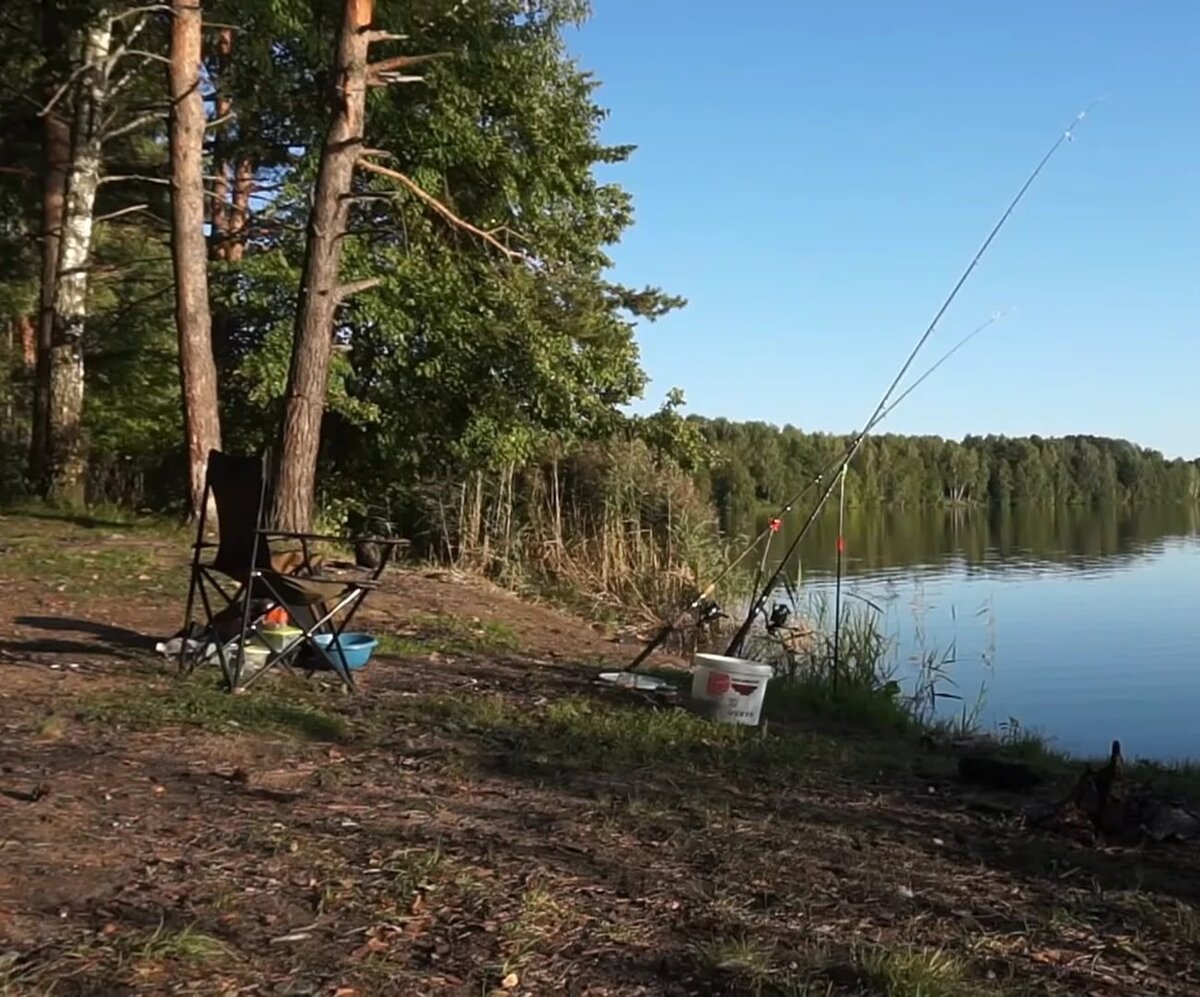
[760,503,1200,582]
[733,503,1200,761]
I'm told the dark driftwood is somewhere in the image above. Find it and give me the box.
[958,755,1044,792]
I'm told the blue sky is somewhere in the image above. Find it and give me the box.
[566,1,1199,458]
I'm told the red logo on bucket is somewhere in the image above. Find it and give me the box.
[730,681,757,696]
[706,671,731,696]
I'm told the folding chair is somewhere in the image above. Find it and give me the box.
[179,449,406,692]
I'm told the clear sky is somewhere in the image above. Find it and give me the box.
[565,1,1199,458]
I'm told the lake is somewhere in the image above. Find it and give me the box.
[757,504,1200,763]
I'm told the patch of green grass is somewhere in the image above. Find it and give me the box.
[79,678,350,743]
[855,944,969,997]
[384,847,445,899]
[992,723,1200,797]
[1125,758,1200,800]
[0,531,191,601]
[0,950,40,994]
[33,714,68,740]
[693,935,776,995]
[0,510,191,598]
[1117,893,1200,948]
[413,692,839,777]
[376,612,520,658]
[132,922,228,963]
[0,503,182,533]
[499,884,569,967]
[764,673,917,734]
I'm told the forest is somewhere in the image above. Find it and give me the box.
[696,420,1200,533]
[1,1,1196,612]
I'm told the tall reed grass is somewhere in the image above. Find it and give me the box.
[422,440,740,628]
[749,586,992,736]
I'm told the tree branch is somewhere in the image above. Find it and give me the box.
[116,48,172,66]
[100,173,170,186]
[103,112,163,142]
[103,13,153,77]
[95,203,150,223]
[332,278,383,303]
[358,157,526,260]
[113,5,171,21]
[367,51,451,86]
[39,65,90,117]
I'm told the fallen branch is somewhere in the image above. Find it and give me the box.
[358,157,525,260]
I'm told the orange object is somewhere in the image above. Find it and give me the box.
[265,606,289,627]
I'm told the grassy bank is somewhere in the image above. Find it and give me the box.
[3,509,1200,994]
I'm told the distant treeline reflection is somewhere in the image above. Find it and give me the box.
[749,502,1199,579]
[700,423,1200,535]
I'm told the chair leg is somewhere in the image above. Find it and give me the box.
[228,575,260,692]
[194,574,245,687]
[178,570,200,674]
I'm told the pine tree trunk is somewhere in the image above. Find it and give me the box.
[2,319,12,436]
[30,2,70,488]
[272,0,374,532]
[209,27,233,260]
[169,0,221,521]
[46,12,111,507]
[18,314,36,370]
[226,157,253,262]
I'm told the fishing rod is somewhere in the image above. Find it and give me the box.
[828,307,1009,683]
[624,308,1006,672]
[723,104,1095,658]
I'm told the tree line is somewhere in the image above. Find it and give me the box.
[694,420,1200,533]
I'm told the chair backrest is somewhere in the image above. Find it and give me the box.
[205,450,273,578]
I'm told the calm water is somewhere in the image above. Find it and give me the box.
[758,504,1200,763]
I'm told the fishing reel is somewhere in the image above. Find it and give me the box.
[766,602,791,633]
[696,599,726,626]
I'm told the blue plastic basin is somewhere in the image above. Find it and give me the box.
[312,632,378,670]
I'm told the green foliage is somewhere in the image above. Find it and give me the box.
[80,677,350,742]
[1,0,1194,618]
[415,691,838,775]
[699,421,1200,532]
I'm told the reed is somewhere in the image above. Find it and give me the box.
[421,439,740,627]
[751,586,990,736]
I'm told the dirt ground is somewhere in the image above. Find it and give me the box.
[1,512,1199,996]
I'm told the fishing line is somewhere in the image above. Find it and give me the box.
[623,309,1006,672]
[831,462,848,693]
[824,306,1008,683]
[723,104,1095,658]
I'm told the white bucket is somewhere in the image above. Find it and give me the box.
[690,653,774,726]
